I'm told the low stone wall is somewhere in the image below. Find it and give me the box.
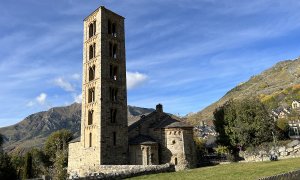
[69,163,175,179]
[259,169,300,180]
[242,140,300,162]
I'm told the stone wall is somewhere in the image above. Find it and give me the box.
[259,169,300,180]
[69,163,175,179]
[242,140,300,162]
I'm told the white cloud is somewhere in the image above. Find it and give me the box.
[74,93,82,103]
[71,73,81,80]
[36,93,47,105]
[127,71,148,90]
[54,77,75,92]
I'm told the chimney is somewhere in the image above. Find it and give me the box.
[156,104,163,113]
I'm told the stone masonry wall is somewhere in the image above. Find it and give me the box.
[242,140,300,162]
[69,163,175,179]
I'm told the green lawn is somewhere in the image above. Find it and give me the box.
[129,158,300,180]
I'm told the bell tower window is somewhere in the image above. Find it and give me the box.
[88,110,94,125]
[88,88,95,103]
[89,65,96,81]
[113,44,117,59]
[109,87,118,102]
[89,43,96,60]
[89,21,96,38]
[108,20,112,34]
[112,23,117,37]
[110,65,118,80]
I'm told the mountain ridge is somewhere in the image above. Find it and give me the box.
[187,57,300,125]
[0,103,154,154]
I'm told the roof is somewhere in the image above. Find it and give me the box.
[69,137,80,143]
[84,6,125,21]
[129,135,158,145]
[128,110,193,132]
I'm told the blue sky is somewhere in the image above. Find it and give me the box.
[1,0,300,127]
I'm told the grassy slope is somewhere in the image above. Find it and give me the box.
[130,158,300,180]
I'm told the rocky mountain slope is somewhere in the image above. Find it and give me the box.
[187,57,300,125]
[0,103,154,153]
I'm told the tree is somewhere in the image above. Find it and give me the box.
[0,152,17,179]
[276,118,290,139]
[23,152,33,179]
[44,129,72,180]
[44,129,73,161]
[0,134,3,150]
[213,99,276,152]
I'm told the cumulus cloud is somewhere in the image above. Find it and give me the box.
[74,93,82,103]
[54,77,75,92]
[26,93,48,107]
[127,71,148,90]
[36,93,47,105]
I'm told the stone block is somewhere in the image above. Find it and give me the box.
[287,140,300,148]
[287,148,294,152]
[278,146,286,153]
[294,144,300,150]
[280,151,288,156]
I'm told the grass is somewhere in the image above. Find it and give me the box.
[129,158,300,180]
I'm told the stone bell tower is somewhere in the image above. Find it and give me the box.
[80,6,128,165]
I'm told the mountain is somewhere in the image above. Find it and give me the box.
[187,57,300,126]
[0,103,154,154]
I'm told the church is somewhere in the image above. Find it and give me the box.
[67,6,196,176]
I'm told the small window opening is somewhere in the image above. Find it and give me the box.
[174,157,178,165]
[112,23,117,37]
[89,43,96,59]
[88,21,96,38]
[89,65,95,81]
[113,132,116,146]
[110,109,117,123]
[88,88,95,103]
[113,44,117,59]
[88,110,94,125]
[172,140,176,144]
[110,65,118,80]
[108,20,112,34]
[89,23,94,38]
[89,133,92,147]
[110,87,118,102]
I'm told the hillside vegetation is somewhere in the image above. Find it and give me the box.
[187,58,300,125]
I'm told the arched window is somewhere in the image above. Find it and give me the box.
[89,23,94,38]
[110,87,118,102]
[108,20,112,34]
[110,65,118,80]
[89,43,96,60]
[89,21,96,38]
[113,44,117,59]
[88,88,95,103]
[112,23,117,37]
[88,110,93,125]
[89,133,92,147]
[89,65,95,81]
